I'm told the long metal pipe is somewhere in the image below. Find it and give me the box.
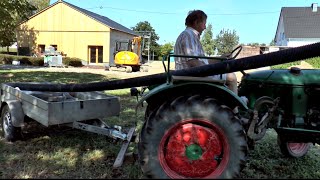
[6,42,320,92]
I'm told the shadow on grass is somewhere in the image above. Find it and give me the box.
[0,71,119,84]
[0,108,143,179]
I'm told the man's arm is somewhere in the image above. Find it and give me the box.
[186,59,206,67]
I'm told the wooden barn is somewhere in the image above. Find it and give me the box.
[17,0,138,66]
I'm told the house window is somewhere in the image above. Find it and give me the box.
[88,46,103,63]
[38,44,45,53]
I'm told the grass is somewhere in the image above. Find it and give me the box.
[0,67,320,179]
[270,61,301,69]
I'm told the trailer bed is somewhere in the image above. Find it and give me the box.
[1,83,120,127]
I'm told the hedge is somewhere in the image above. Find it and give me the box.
[0,54,83,67]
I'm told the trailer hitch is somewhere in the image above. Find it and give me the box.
[68,120,136,168]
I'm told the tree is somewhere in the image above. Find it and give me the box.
[270,39,276,46]
[159,42,174,59]
[246,42,260,47]
[131,21,160,59]
[201,23,215,56]
[27,0,50,13]
[0,0,35,52]
[215,29,239,55]
[246,42,267,47]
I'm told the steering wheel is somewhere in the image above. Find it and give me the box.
[222,45,246,76]
[229,45,243,60]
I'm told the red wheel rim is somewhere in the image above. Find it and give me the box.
[159,119,230,178]
[287,142,309,154]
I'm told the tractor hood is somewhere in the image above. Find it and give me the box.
[242,67,320,86]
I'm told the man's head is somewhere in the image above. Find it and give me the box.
[185,10,207,35]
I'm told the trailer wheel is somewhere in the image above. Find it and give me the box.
[1,105,22,142]
[138,95,248,179]
[277,133,311,158]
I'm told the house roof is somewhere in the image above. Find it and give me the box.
[23,0,138,36]
[280,6,320,38]
[62,1,138,36]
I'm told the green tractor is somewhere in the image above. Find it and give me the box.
[133,44,320,178]
[238,67,320,156]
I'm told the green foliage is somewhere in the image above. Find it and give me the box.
[0,0,36,48]
[246,42,266,47]
[201,23,215,56]
[27,0,50,13]
[0,54,83,67]
[159,42,174,57]
[304,56,320,68]
[270,61,301,69]
[215,29,239,55]
[62,57,83,67]
[270,56,320,69]
[270,39,276,46]
[131,21,160,57]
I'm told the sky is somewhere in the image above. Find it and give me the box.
[50,0,318,45]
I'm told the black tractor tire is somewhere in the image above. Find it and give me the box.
[1,105,22,142]
[277,133,311,158]
[138,95,248,179]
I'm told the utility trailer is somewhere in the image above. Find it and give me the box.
[0,83,135,168]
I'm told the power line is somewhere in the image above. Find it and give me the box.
[86,6,280,16]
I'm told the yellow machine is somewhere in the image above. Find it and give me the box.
[110,36,148,73]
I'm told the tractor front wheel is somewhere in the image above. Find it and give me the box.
[277,133,311,158]
[138,95,248,179]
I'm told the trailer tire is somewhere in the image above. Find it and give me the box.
[1,105,22,142]
[138,95,248,179]
[277,133,311,158]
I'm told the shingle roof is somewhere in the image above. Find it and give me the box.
[62,1,138,36]
[281,6,320,38]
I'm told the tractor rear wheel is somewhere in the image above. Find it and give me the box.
[1,105,22,142]
[138,95,248,179]
[277,133,311,158]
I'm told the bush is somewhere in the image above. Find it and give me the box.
[29,57,44,66]
[0,54,83,67]
[0,54,15,64]
[62,57,83,67]
[304,56,320,68]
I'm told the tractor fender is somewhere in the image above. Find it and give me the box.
[1,100,25,127]
[136,82,248,113]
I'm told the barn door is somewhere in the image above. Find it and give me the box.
[88,46,103,64]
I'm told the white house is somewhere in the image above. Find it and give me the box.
[274,3,320,47]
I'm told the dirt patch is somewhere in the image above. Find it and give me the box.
[25,61,172,79]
